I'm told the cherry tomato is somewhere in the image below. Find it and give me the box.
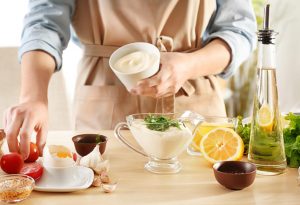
[25,142,39,163]
[0,153,24,174]
[72,152,77,162]
[20,162,43,181]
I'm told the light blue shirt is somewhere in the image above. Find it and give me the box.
[19,0,257,79]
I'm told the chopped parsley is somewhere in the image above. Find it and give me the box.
[144,115,181,132]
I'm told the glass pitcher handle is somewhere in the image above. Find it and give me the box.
[114,122,148,157]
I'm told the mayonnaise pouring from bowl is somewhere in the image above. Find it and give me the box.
[113,51,157,74]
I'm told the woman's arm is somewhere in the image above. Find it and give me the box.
[4,51,54,159]
[4,0,75,159]
[19,0,75,71]
[204,0,257,78]
[131,0,257,98]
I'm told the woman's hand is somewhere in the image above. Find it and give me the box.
[3,101,48,160]
[130,52,193,98]
[130,39,231,98]
[3,50,55,160]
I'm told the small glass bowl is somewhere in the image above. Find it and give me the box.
[0,174,34,203]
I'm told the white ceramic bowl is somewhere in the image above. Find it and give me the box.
[109,42,160,91]
[41,166,76,185]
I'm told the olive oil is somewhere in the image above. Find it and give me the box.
[248,4,287,175]
[248,68,286,175]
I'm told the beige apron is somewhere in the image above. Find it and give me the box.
[72,0,226,130]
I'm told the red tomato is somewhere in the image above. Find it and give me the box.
[25,142,39,163]
[0,153,24,174]
[72,152,77,162]
[20,162,43,181]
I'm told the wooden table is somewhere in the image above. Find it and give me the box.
[1,131,300,205]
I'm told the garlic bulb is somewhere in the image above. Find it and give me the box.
[79,145,110,174]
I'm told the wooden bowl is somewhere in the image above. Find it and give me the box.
[72,134,107,157]
[213,161,256,190]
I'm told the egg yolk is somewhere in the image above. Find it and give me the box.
[56,152,72,158]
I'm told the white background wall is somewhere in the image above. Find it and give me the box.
[271,0,300,113]
[0,1,27,47]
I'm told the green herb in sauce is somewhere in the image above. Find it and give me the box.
[144,115,181,132]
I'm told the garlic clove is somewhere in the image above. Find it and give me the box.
[92,174,102,187]
[100,171,110,184]
[102,181,118,193]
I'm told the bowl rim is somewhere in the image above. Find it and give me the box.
[126,113,187,124]
[0,174,35,186]
[126,113,236,124]
[213,161,257,175]
[72,134,108,144]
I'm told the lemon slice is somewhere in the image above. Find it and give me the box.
[191,122,214,152]
[200,127,244,164]
[258,104,274,131]
[191,122,235,152]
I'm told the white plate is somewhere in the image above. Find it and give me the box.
[34,166,94,192]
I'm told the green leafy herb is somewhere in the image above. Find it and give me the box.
[96,135,101,144]
[144,115,181,132]
[236,116,251,155]
[283,113,300,168]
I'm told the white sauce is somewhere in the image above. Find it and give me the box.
[114,51,157,73]
[129,119,193,159]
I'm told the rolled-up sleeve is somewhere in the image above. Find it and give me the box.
[203,0,257,79]
[18,0,75,71]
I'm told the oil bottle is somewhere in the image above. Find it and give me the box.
[248,4,287,175]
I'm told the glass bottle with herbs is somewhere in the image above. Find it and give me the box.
[248,4,286,175]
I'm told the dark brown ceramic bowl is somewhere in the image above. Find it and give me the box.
[72,134,107,157]
[213,161,256,190]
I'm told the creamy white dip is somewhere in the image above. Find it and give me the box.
[129,119,193,159]
[114,51,157,73]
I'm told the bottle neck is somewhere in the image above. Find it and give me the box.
[257,41,276,69]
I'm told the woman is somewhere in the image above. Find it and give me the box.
[4,0,256,159]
